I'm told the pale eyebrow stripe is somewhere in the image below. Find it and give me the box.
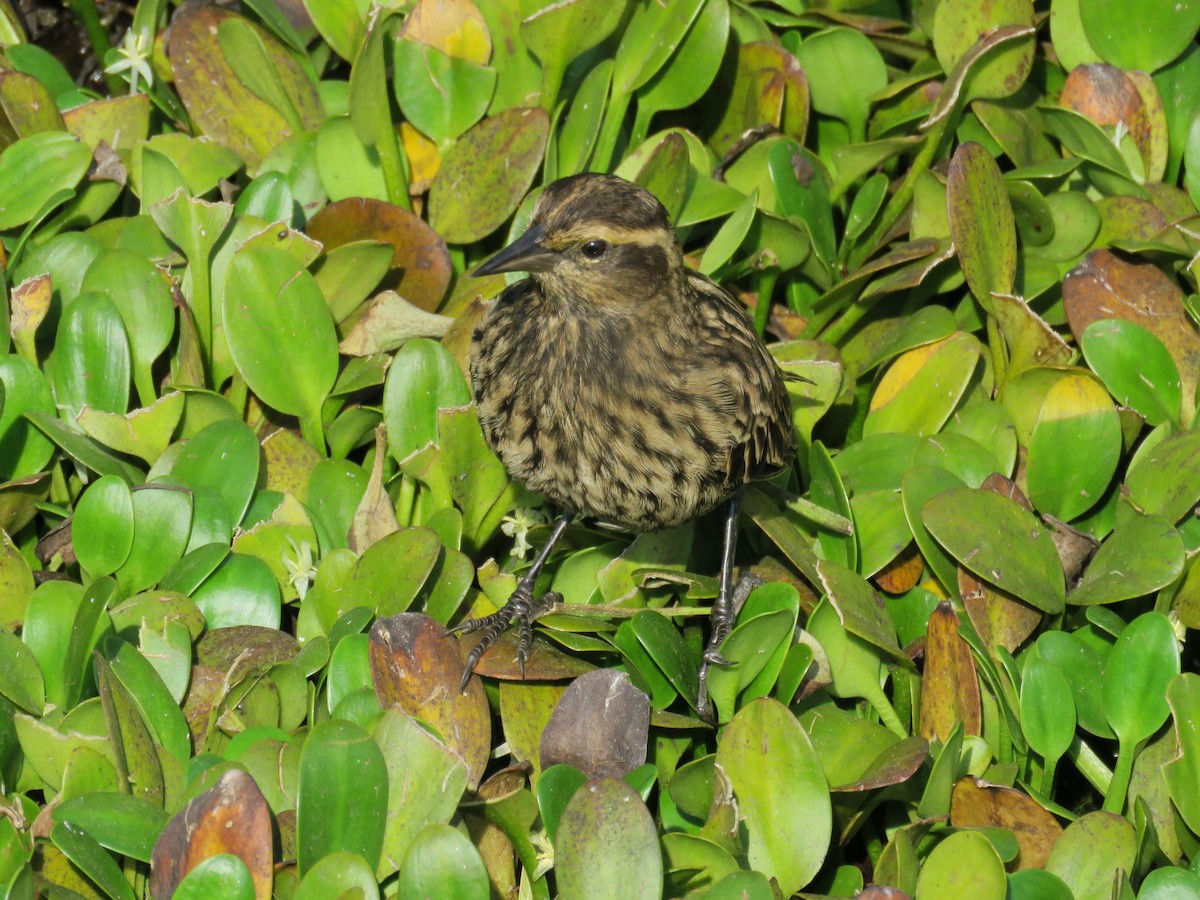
[556,224,674,250]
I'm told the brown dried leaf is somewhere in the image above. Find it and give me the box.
[150,769,273,900]
[461,628,596,682]
[306,198,452,311]
[349,425,400,553]
[874,542,924,595]
[950,776,1063,869]
[369,611,491,789]
[539,669,649,779]
[919,602,981,741]
[1063,249,1200,419]
[959,567,1041,655]
[1060,65,1152,177]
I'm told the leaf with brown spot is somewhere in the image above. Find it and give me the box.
[1060,65,1152,178]
[261,429,321,501]
[958,566,1041,655]
[150,769,273,900]
[95,652,165,807]
[306,198,452,312]
[169,7,319,167]
[195,626,299,684]
[710,42,808,156]
[947,141,1016,312]
[461,627,597,683]
[1095,195,1168,247]
[950,776,1063,869]
[1063,249,1200,424]
[919,602,981,741]
[540,669,650,779]
[428,107,549,244]
[832,736,929,792]
[991,292,1073,379]
[348,425,400,553]
[368,612,491,789]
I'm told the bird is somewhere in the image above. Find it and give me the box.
[448,172,798,718]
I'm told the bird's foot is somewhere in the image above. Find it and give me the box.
[446,587,560,692]
[695,573,765,721]
[696,628,734,722]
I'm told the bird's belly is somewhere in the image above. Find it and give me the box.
[487,386,731,532]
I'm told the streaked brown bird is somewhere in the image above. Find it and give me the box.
[450,172,797,717]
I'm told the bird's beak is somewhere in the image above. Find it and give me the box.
[473,224,557,277]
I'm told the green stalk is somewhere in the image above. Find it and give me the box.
[394,474,416,528]
[299,410,326,456]
[986,314,1007,395]
[753,268,779,338]
[592,89,632,173]
[1102,738,1134,814]
[1066,734,1113,797]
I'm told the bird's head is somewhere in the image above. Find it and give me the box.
[474,173,684,310]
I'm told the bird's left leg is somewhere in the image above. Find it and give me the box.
[697,493,742,719]
[447,511,573,692]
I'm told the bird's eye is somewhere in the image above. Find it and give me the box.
[581,239,609,260]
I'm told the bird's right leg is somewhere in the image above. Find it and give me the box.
[447,511,573,691]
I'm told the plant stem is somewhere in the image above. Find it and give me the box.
[753,268,778,337]
[1066,734,1113,796]
[1103,738,1133,814]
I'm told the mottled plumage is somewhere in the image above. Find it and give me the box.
[452,173,797,716]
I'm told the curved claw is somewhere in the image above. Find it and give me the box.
[450,589,560,692]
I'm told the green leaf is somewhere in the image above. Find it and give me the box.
[396,824,488,900]
[297,718,388,876]
[383,338,471,462]
[53,792,170,863]
[1080,0,1200,72]
[519,0,628,107]
[0,132,91,230]
[173,854,255,900]
[1068,512,1184,605]
[0,356,55,480]
[54,291,131,420]
[716,699,830,894]
[922,488,1065,613]
[428,107,549,243]
[293,851,380,900]
[73,476,135,579]
[393,39,496,145]
[793,27,888,141]
[222,245,339,448]
[0,626,43,714]
[555,778,663,899]
[914,830,1005,899]
[50,820,135,900]
[1082,319,1182,427]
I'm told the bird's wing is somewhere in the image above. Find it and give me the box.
[681,270,798,486]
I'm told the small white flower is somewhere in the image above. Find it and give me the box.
[282,535,317,599]
[529,826,554,880]
[500,506,551,559]
[106,28,155,96]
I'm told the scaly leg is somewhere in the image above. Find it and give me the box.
[448,511,573,691]
[697,493,741,720]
